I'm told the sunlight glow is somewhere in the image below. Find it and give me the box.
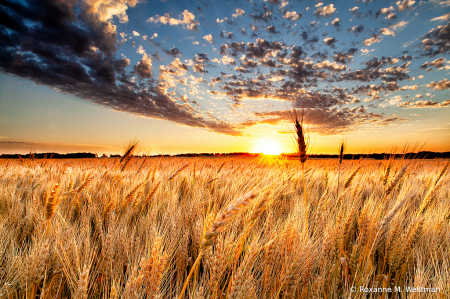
[254,139,283,155]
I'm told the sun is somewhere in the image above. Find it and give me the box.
[254,139,283,155]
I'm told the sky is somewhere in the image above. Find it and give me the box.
[0,0,449,155]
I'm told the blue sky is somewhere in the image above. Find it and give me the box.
[0,0,449,154]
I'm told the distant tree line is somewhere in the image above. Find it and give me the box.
[0,152,97,159]
[1,151,449,159]
[284,151,450,160]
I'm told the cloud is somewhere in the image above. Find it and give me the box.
[253,107,406,135]
[390,21,408,30]
[0,0,241,136]
[420,22,450,56]
[386,13,397,20]
[193,64,208,73]
[333,48,357,63]
[397,0,416,11]
[427,78,450,89]
[165,48,182,57]
[242,59,259,68]
[420,57,446,68]
[399,99,450,108]
[314,4,336,17]
[332,18,340,26]
[232,8,245,18]
[348,25,365,35]
[216,17,228,23]
[2,0,448,139]
[147,10,199,31]
[315,60,346,71]
[221,56,236,65]
[431,12,450,21]
[203,34,214,44]
[266,26,280,34]
[339,58,410,82]
[380,28,395,36]
[401,84,418,90]
[83,0,139,24]
[133,54,152,78]
[377,6,394,18]
[136,45,146,54]
[220,31,234,39]
[388,95,403,105]
[249,7,273,22]
[363,34,382,46]
[431,0,450,7]
[323,37,337,46]
[284,11,302,21]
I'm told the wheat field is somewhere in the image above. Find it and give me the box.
[0,156,448,299]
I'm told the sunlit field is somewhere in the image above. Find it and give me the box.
[0,156,448,299]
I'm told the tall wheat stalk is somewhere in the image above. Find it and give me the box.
[288,108,309,236]
[336,139,346,197]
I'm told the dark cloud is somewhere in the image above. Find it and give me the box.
[339,65,410,82]
[194,53,209,62]
[134,54,152,78]
[165,48,182,57]
[266,26,280,34]
[261,58,278,67]
[249,6,273,22]
[252,107,404,134]
[399,54,413,61]
[301,31,309,41]
[245,39,285,59]
[220,31,234,39]
[242,59,259,68]
[0,0,240,136]
[420,57,446,69]
[347,25,365,35]
[211,76,221,84]
[420,22,450,56]
[234,66,252,73]
[333,48,357,63]
[193,64,208,73]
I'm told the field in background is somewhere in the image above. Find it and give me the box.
[0,157,448,298]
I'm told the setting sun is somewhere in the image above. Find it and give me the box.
[254,139,283,155]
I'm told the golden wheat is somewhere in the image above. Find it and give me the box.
[0,156,448,298]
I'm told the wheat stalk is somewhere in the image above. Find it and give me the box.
[45,183,61,221]
[168,163,190,181]
[178,191,257,299]
[385,165,408,197]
